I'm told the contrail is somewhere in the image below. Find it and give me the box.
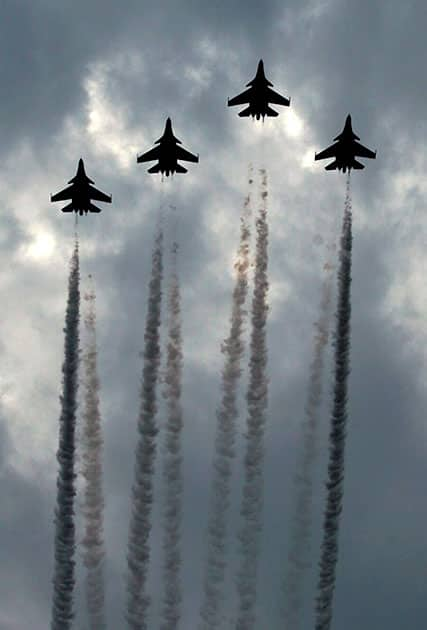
[80,277,106,630]
[126,227,164,630]
[198,166,253,630]
[160,242,184,630]
[51,237,80,630]
[314,173,353,630]
[235,169,269,630]
[280,251,335,629]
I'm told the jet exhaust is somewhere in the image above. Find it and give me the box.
[80,279,106,630]
[51,238,80,630]
[199,165,253,630]
[235,169,270,630]
[126,228,164,630]
[160,242,184,630]
[281,249,336,629]
[314,173,353,630]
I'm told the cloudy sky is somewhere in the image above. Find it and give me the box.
[1,0,426,628]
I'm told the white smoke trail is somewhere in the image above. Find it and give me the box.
[280,254,335,629]
[126,228,164,630]
[199,166,253,630]
[235,169,269,630]
[51,238,80,630]
[81,278,106,630]
[160,242,184,630]
[314,173,353,630]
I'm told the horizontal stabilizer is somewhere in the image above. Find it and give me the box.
[89,203,102,213]
[175,164,188,173]
[61,203,74,212]
[148,164,161,173]
[265,105,279,117]
[325,161,338,171]
[352,159,365,170]
[238,106,252,117]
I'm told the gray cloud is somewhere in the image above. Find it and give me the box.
[1,0,426,628]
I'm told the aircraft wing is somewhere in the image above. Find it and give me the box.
[352,141,376,159]
[175,145,199,163]
[88,184,112,203]
[137,145,161,163]
[265,87,290,106]
[51,184,74,202]
[228,87,253,107]
[315,143,338,161]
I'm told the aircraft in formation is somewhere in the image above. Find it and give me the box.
[51,158,112,215]
[315,114,377,172]
[137,117,199,176]
[227,59,291,120]
[51,61,376,214]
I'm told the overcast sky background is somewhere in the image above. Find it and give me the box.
[0,1,426,628]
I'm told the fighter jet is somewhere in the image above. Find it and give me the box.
[51,159,112,215]
[315,115,376,172]
[227,59,290,120]
[137,117,199,176]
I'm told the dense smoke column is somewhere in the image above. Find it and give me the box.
[235,169,269,630]
[314,173,353,630]
[198,167,253,630]
[81,280,106,630]
[126,228,164,630]
[160,242,184,630]
[280,257,335,630]
[51,238,80,630]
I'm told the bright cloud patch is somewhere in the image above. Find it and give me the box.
[20,229,56,262]
[84,55,147,170]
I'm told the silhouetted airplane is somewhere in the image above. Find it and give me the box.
[315,115,376,172]
[227,59,290,120]
[137,117,199,176]
[51,159,112,214]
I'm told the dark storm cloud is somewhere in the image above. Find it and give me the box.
[0,0,291,157]
[282,0,426,152]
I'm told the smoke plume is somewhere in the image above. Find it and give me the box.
[235,169,269,630]
[160,242,184,630]
[314,174,353,630]
[126,228,164,630]
[81,278,106,630]
[51,238,80,630]
[199,166,253,630]
[281,250,335,629]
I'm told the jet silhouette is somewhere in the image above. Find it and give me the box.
[137,117,199,176]
[315,115,376,172]
[51,159,112,215]
[227,59,290,120]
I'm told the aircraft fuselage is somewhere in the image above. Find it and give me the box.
[71,189,93,214]
[329,142,360,171]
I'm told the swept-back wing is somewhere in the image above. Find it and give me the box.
[51,184,74,202]
[265,87,290,106]
[137,145,161,163]
[315,143,338,161]
[175,146,199,163]
[88,185,112,203]
[353,141,376,159]
[228,88,253,107]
